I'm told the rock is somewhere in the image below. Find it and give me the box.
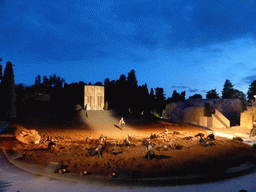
[16,129,41,144]
[252,144,256,150]
[110,146,122,155]
[142,139,150,145]
[199,138,206,146]
[207,133,215,141]
[195,133,205,138]
[128,134,134,141]
[175,144,183,150]
[150,133,157,139]
[86,137,92,143]
[233,137,243,142]
[123,138,130,146]
[173,131,181,135]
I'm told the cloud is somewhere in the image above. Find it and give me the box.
[188,88,199,93]
[2,0,256,62]
[242,75,256,84]
[171,86,188,89]
[171,86,199,93]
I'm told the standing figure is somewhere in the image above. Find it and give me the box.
[119,117,125,128]
[84,104,88,117]
[48,139,56,152]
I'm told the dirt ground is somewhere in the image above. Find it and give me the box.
[0,111,256,179]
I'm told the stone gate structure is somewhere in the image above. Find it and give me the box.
[84,85,104,110]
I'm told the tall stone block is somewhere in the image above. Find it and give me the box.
[240,111,255,129]
[84,85,104,110]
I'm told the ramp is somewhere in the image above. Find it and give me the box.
[77,110,136,139]
[212,109,230,128]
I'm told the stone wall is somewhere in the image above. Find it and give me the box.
[163,99,243,127]
[240,106,256,129]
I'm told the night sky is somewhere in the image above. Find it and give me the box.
[1,0,256,98]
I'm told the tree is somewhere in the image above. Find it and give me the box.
[94,81,103,86]
[136,84,150,114]
[116,74,127,109]
[180,91,186,101]
[127,69,138,89]
[155,87,166,116]
[222,79,234,99]
[0,58,2,82]
[35,75,41,85]
[149,88,156,112]
[127,69,138,111]
[247,80,256,102]
[171,90,180,103]
[206,89,220,99]
[233,89,246,101]
[189,94,202,100]
[1,62,16,120]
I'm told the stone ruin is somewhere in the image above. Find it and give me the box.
[162,99,243,128]
[240,104,256,129]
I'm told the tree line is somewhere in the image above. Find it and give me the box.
[1,59,256,121]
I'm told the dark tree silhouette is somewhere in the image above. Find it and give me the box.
[15,83,25,117]
[116,74,127,109]
[233,89,246,101]
[171,90,180,103]
[155,87,166,116]
[247,80,256,102]
[104,78,117,109]
[149,88,156,112]
[180,91,186,101]
[127,69,138,112]
[94,81,103,85]
[35,75,41,85]
[189,94,202,100]
[0,58,2,82]
[206,89,220,99]
[222,79,235,99]
[136,84,150,114]
[0,62,16,121]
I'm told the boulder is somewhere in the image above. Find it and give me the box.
[16,129,41,144]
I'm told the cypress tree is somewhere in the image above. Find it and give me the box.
[1,62,16,121]
[222,79,234,99]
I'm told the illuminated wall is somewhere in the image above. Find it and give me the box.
[84,85,104,110]
[240,106,256,129]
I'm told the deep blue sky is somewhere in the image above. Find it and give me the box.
[1,0,256,98]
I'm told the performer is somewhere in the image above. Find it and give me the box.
[119,117,125,128]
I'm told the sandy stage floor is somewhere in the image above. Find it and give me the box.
[0,110,256,179]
